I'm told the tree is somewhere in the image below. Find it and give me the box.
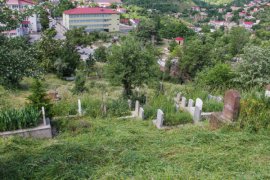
[73,70,86,94]
[134,18,159,43]
[54,43,80,77]
[85,54,95,76]
[94,46,108,62]
[28,79,52,116]
[234,45,270,88]
[40,9,49,30]
[0,36,41,87]
[105,36,158,96]
[228,27,250,56]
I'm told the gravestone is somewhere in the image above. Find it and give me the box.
[155,109,164,129]
[195,98,203,111]
[265,85,270,97]
[175,103,179,111]
[181,97,187,107]
[139,107,144,120]
[176,92,182,103]
[193,106,201,123]
[188,99,194,107]
[210,89,241,129]
[128,99,132,110]
[135,100,140,116]
[42,107,46,125]
[78,99,82,116]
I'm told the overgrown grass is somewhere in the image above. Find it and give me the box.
[0,118,270,179]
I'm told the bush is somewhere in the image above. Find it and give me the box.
[52,100,78,116]
[73,71,87,94]
[83,99,103,118]
[143,105,156,120]
[0,106,41,132]
[238,93,270,132]
[164,111,193,126]
[203,99,224,112]
[107,98,130,117]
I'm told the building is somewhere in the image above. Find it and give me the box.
[5,0,41,34]
[63,7,120,32]
[92,0,122,7]
[242,21,254,30]
[175,37,184,45]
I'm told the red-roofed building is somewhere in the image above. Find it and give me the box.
[93,0,122,8]
[242,21,254,29]
[175,37,184,45]
[63,7,120,32]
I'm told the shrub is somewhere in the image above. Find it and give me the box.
[143,105,156,120]
[82,99,103,118]
[108,98,130,117]
[0,106,40,132]
[164,111,193,126]
[52,100,78,116]
[238,93,270,132]
[73,71,87,94]
[203,99,224,112]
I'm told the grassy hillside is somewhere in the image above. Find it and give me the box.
[1,118,270,179]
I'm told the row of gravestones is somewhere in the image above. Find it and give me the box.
[174,92,203,123]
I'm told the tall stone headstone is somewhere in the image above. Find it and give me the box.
[175,103,180,112]
[210,89,241,129]
[193,106,201,123]
[135,100,140,116]
[155,109,164,129]
[265,85,270,97]
[139,107,144,120]
[195,98,203,111]
[176,92,182,103]
[78,99,82,116]
[181,97,187,107]
[42,107,46,125]
[221,90,241,121]
[188,99,194,107]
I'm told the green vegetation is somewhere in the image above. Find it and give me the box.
[1,118,270,178]
[0,106,40,132]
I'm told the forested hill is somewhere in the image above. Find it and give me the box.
[123,0,255,12]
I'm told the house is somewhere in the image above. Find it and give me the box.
[191,6,200,11]
[5,0,41,35]
[92,0,122,7]
[116,7,126,13]
[239,11,247,17]
[231,6,241,11]
[209,20,225,29]
[129,19,140,27]
[225,12,233,21]
[175,37,184,45]
[63,7,120,32]
[242,21,254,29]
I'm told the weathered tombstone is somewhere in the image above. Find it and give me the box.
[188,99,194,108]
[216,96,223,102]
[210,89,241,129]
[135,100,140,116]
[139,107,144,120]
[127,99,132,110]
[176,92,181,103]
[181,96,187,107]
[265,85,270,97]
[101,104,107,116]
[193,106,201,123]
[175,103,179,111]
[222,90,241,121]
[78,99,82,116]
[195,98,203,111]
[155,109,164,129]
[42,107,46,125]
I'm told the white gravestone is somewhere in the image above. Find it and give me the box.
[193,106,202,123]
[175,103,179,111]
[181,97,187,107]
[135,100,140,116]
[195,98,203,111]
[265,90,270,97]
[176,92,182,103]
[139,107,144,120]
[155,109,164,129]
[42,106,46,125]
[78,99,82,116]
[188,99,194,107]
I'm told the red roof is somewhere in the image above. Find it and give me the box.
[22,20,30,24]
[244,21,254,25]
[175,37,184,41]
[63,7,118,15]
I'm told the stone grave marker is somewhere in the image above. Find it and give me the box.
[195,98,203,111]
[181,97,187,107]
[135,100,140,116]
[193,106,201,123]
[155,109,164,129]
[128,99,132,110]
[188,99,194,107]
[265,85,270,97]
[78,99,82,116]
[176,92,181,103]
[210,89,241,129]
[139,107,144,120]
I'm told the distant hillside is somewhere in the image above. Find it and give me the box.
[122,0,195,12]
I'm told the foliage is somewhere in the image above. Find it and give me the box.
[227,27,250,56]
[105,36,158,97]
[234,45,270,88]
[164,110,192,126]
[94,46,108,62]
[52,0,75,17]
[40,9,49,30]
[168,40,178,52]
[239,92,270,132]
[0,35,41,87]
[0,106,40,132]
[195,63,235,90]
[73,71,87,94]
[28,79,52,117]
[54,43,80,77]
[202,99,223,112]
[107,98,130,117]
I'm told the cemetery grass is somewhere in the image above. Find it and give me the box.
[0,118,270,179]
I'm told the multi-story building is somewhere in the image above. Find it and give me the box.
[63,7,120,32]
[92,0,122,8]
[5,0,41,35]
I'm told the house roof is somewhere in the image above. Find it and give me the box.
[93,0,122,3]
[244,21,254,25]
[63,7,118,15]
[6,0,35,5]
[175,37,184,41]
